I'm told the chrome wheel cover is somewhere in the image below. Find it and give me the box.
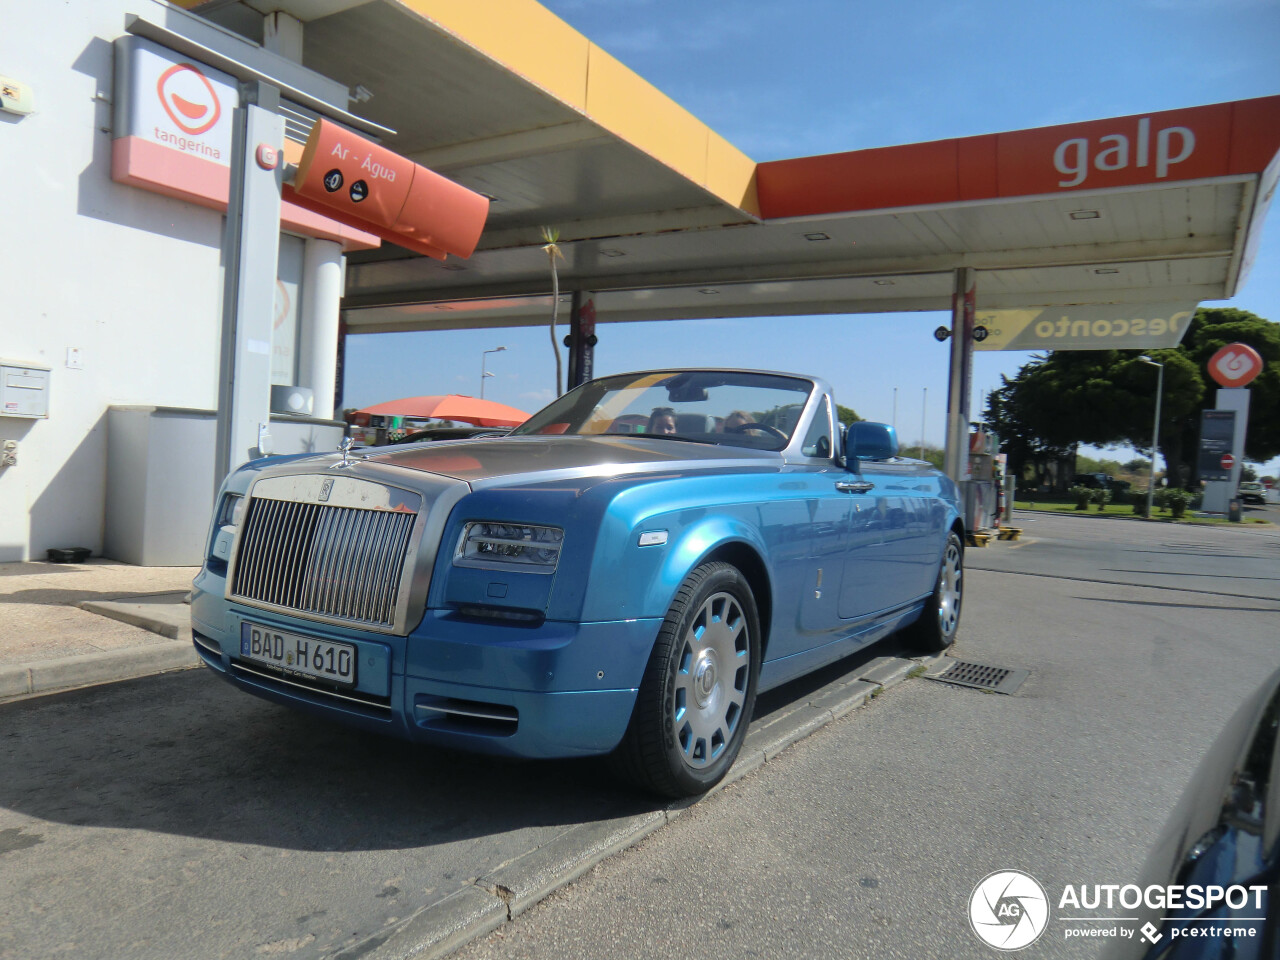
[673,591,750,768]
[937,539,963,637]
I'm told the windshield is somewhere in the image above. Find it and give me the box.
[510,371,815,452]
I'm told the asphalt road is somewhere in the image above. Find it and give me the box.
[451,512,1280,960]
[2,511,1277,959]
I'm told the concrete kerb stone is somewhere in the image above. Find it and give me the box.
[480,811,668,918]
[78,594,191,640]
[856,655,920,687]
[1,642,199,702]
[809,678,880,720]
[314,650,929,960]
[0,667,32,700]
[752,704,834,762]
[360,885,507,960]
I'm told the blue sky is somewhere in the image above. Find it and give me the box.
[344,0,1280,470]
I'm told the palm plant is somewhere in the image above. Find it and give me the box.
[541,226,564,397]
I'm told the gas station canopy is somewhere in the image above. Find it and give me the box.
[188,0,1280,334]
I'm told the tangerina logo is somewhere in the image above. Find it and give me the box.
[274,280,290,331]
[156,63,222,135]
[969,870,1049,951]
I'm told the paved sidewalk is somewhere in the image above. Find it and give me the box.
[0,558,199,700]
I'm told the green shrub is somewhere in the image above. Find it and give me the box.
[1152,487,1170,512]
[1133,500,1149,517]
[1090,487,1112,511]
[1165,489,1190,519]
[1069,485,1093,510]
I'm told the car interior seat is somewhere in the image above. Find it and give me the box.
[674,413,715,434]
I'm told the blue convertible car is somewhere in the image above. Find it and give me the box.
[193,369,964,797]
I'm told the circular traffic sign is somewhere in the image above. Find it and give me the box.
[1221,453,1235,470]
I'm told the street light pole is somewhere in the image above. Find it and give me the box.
[921,387,927,458]
[1139,356,1164,518]
[480,346,506,399]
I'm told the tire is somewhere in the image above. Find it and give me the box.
[611,562,761,798]
[905,531,963,653]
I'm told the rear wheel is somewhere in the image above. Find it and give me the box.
[905,532,963,653]
[611,562,760,798]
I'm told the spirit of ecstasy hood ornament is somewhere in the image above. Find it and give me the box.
[335,436,357,468]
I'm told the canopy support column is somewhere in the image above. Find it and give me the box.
[299,238,343,421]
[566,292,597,388]
[214,80,284,492]
[943,267,976,497]
[334,315,347,416]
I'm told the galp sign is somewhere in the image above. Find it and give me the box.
[1054,118,1194,188]
[1208,343,1265,388]
[997,102,1234,198]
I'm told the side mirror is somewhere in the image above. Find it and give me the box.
[845,421,899,461]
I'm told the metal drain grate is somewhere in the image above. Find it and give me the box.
[926,659,1028,695]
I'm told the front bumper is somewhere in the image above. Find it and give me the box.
[192,572,660,759]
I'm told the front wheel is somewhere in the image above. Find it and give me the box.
[905,531,963,653]
[611,562,761,798]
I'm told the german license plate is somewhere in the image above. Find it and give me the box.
[240,623,356,688]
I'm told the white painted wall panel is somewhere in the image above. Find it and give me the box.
[0,0,224,561]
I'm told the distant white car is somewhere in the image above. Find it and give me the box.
[1237,480,1266,504]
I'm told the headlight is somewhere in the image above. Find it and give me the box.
[208,494,246,564]
[216,493,247,529]
[455,522,564,573]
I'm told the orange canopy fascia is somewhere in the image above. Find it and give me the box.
[757,95,1280,219]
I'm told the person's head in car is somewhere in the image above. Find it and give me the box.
[647,407,678,435]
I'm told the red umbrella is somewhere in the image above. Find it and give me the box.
[355,394,530,428]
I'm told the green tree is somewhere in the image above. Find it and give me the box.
[835,404,861,426]
[988,308,1280,487]
[900,444,944,469]
[983,370,1075,487]
[1076,454,1124,475]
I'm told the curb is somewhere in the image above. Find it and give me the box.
[359,651,939,960]
[1013,507,1271,526]
[78,594,191,640]
[0,641,199,702]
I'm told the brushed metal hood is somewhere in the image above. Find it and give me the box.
[363,435,777,485]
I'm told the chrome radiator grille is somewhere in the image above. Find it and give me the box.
[230,497,417,627]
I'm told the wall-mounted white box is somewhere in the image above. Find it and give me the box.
[0,75,35,116]
[1,361,51,418]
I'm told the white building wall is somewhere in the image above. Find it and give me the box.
[1,0,225,561]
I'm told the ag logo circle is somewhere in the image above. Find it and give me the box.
[969,870,1049,951]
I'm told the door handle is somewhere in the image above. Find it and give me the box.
[835,480,875,494]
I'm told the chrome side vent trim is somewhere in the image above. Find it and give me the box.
[230,498,416,629]
[231,660,393,714]
[414,696,519,737]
